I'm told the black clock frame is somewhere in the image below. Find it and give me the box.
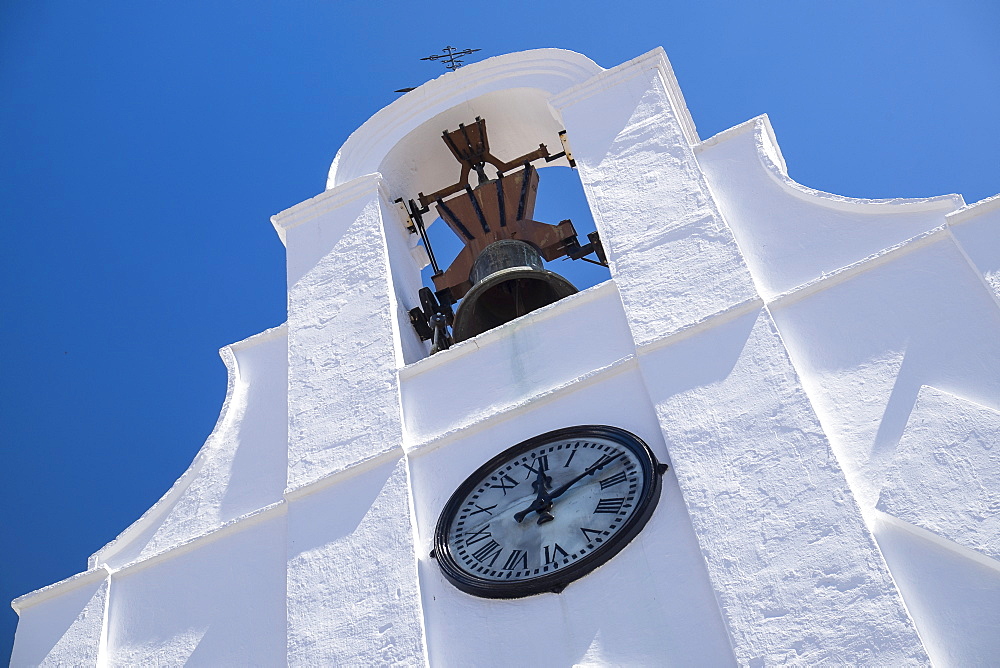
[432,425,665,599]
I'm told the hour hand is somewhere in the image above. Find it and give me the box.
[514,496,554,524]
[514,468,552,523]
[530,464,552,494]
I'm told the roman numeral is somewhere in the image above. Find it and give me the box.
[471,539,503,566]
[502,549,529,571]
[543,543,569,564]
[563,446,579,468]
[599,471,628,489]
[580,527,603,542]
[594,497,626,514]
[522,455,549,479]
[489,474,519,495]
[468,503,496,516]
[464,525,492,546]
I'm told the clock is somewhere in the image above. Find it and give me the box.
[432,425,667,598]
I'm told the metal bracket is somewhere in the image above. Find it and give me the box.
[394,198,416,234]
[562,229,609,267]
[557,130,576,168]
[408,287,455,354]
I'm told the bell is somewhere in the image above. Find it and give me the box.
[452,239,577,342]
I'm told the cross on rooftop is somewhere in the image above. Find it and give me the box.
[421,46,481,71]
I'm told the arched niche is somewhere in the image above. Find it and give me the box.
[370,85,610,362]
[327,48,602,190]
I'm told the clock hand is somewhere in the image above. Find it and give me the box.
[514,467,554,524]
[513,452,619,523]
[534,465,555,525]
[546,452,619,502]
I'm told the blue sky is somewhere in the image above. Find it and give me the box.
[2,0,997,658]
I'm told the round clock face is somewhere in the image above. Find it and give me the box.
[433,425,664,598]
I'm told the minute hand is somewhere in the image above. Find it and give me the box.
[547,453,618,501]
[513,453,618,523]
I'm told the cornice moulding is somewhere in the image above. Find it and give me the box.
[11,567,111,613]
[947,192,1000,226]
[699,116,965,215]
[271,173,386,244]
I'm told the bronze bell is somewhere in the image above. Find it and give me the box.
[452,239,577,342]
[406,117,606,351]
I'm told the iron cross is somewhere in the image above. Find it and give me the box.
[421,46,481,71]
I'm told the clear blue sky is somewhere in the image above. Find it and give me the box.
[2,0,997,658]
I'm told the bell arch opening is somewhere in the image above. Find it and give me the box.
[412,163,610,350]
[419,164,609,302]
[376,88,610,359]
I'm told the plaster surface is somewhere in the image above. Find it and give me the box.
[641,308,925,665]
[286,457,426,666]
[769,236,1000,510]
[277,177,406,490]
[553,51,757,347]
[105,514,286,666]
[9,571,108,668]
[877,385,1000,562]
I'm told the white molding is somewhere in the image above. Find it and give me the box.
[104,501,288,579]
[88,325,288,569]
[403,354,639,457]
[270,173,385,245]
[12,566,111,613]
[283,447,406,503]
[636,297,765,355]
[397,279,619,376]
[875,510,1000,575]
[766,225,950,310]
[698,116,965,214]
[947,192,1000,226]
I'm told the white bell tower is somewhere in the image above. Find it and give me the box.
[12,48,1000,666]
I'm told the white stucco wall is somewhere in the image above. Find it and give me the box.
[408,364,736,666]
[10,570,108,667]
[13,47,1000,667]
[105,512,287,665]
[949,194,1000,301]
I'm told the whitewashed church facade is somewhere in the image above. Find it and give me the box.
[12,48,1000,666]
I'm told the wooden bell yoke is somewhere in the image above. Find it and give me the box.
[416,118,582,301]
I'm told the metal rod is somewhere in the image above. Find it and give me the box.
[516,163,532,221]
[409,200,440,275]
[465,186,490,234]
[496,178,506,227]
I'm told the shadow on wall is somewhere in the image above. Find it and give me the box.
[770,237,1000,506]
[875,515,1000,665]
[105,517,287,665]
[11,577,107,667]
[286,459,396,561]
